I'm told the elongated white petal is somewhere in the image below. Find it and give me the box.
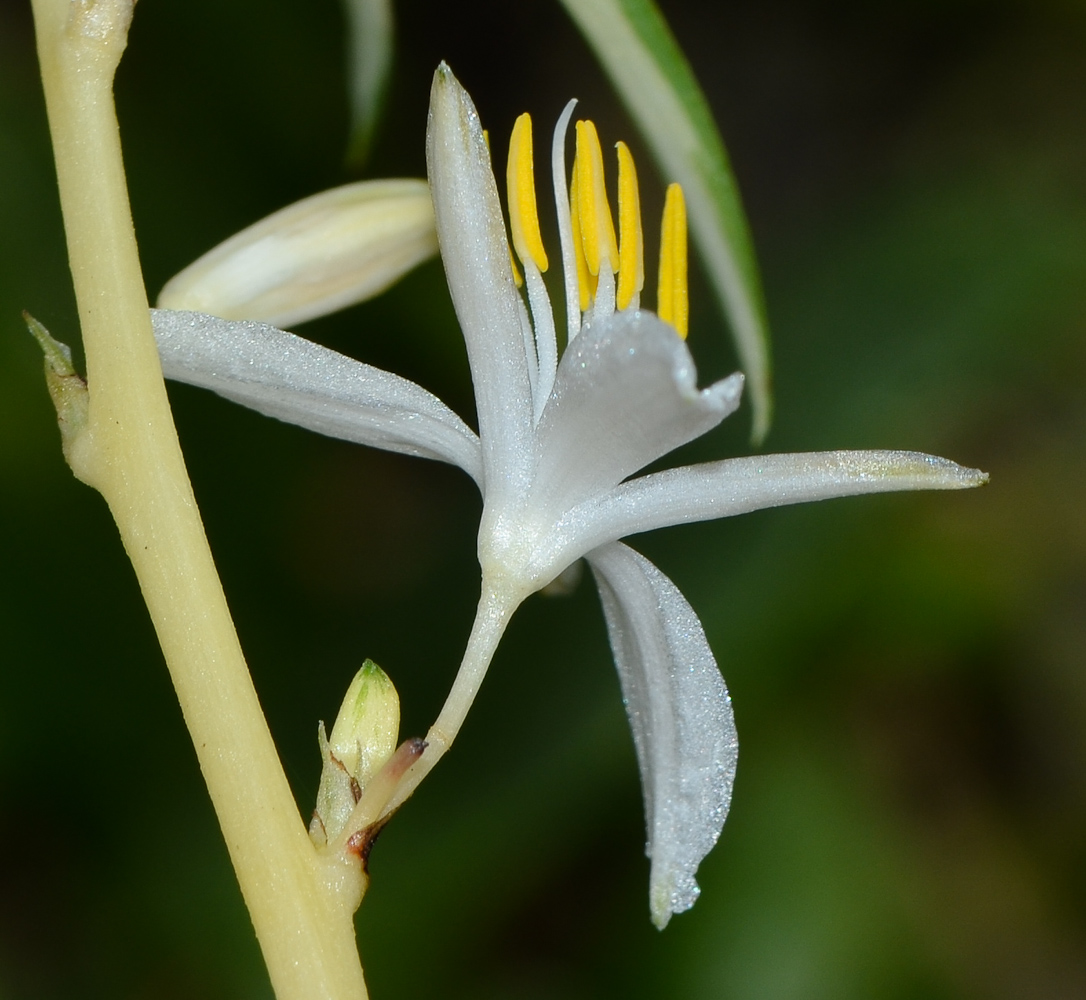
[521,450,986,582]
[152,309,482,483]
[587,542,737,930]
[566,451,988,554]
[157,180,436,328]
[532,309,742,519]
[426,64,535,502]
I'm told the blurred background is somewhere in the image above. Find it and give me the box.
[2,0,1086,997]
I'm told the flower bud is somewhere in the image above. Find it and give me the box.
[157,179,436,327]
[310,660,400,848]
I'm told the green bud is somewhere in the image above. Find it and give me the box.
[310,660,399,848]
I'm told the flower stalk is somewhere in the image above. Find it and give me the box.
[30,1,369,996]
[384,580,518,814]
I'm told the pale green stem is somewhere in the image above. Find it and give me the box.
[383,580,518,815]
[30,2,367,996]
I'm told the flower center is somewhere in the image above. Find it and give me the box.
[504,108,689,341]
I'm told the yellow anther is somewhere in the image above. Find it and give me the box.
[569,159,595,311]
[484,127,523,287]
[574,120,619,277]
[615,141,644,311]
[508,246,524,287]
[506,114,549,273]
[657,183,688,339]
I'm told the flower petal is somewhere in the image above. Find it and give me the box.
[532,308,742,519]
[587,541,737,930]
[571,450,988,547]
[426,64,535,502]
[157,180,436,328]
[152,309,482,483]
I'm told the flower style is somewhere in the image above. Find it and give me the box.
[151,64,986,928]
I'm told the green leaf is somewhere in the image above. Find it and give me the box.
[557,0,773,444]
[342,0,395,169]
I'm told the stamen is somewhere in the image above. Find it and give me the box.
[506,114,548,273]
[507,113,557,422]
[615,141,644,311]
[550,98,581,345]
[508,245,524,288]
[568,161,595,312]
[593,259,616,320]
[525,262,557,423]
[657,183,688,339]
[573,120,619,278]
[515,290,539,398]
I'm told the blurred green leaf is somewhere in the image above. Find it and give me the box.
[557,0,772,443]
[342,0,395,168]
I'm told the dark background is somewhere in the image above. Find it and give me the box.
[2,0,1085,997]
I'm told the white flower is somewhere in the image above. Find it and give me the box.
[151,64,986,928]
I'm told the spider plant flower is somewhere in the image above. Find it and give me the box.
[151,64,986,928]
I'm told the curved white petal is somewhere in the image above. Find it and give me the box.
[567,450,988,549]
[152,309,482,483]
[532,309,743,518]
[587,541,737,930]
[426,64,535,502]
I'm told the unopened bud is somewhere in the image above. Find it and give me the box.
[310,660,400,848]
[157,179,436,328]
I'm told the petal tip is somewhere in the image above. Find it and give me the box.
[433,60,454,88]
[705,370,744,414]
[430,61,469,111]
[908,454,989,490]
[650,873,701,930]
